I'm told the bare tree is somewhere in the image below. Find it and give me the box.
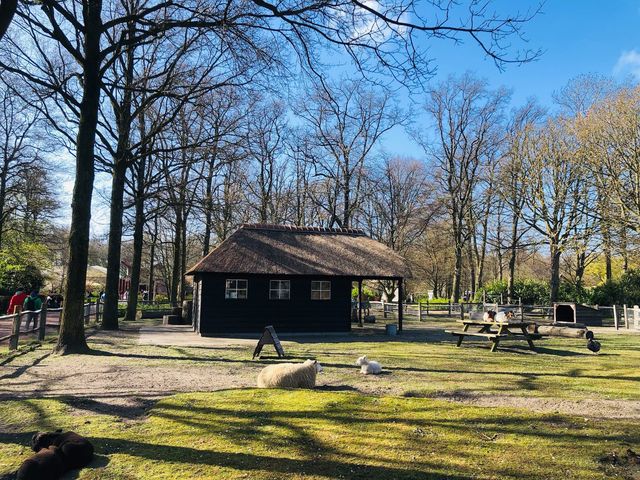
[518,117,588,302]
[417,73,509,303]
[498,100,545,301]
[299,79,404,228]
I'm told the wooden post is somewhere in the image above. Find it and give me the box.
[418,301,422,321]
[624,305,629,329]
[397,278,403,332]
[426,299,429,316]
[96,298,101,324]
[38,302,47,341]
[634,305,640,329]
[382,299,387,319]
[357,279,363,327]
[613,304,618,330]
[9,306,22,350]
[448,301,451,316]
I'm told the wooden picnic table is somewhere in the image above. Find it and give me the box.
[446,320,543,352]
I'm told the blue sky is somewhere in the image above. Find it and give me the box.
[383,0,640,157]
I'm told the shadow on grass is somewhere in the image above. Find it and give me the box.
[63,454,110,479]
[89,437,473,480]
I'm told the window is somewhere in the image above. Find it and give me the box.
[311,281,331,300]
[225,279,248,299]
[269,280,290,300]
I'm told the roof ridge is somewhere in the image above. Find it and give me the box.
[240,223,367,236]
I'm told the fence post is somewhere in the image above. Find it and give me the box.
[418,301,422,321]
[448,301,451,316]
[382,299,387,319]
[613,304,618,330]
[623,305,629,329]
[38,302,47,341]
[9,306,22,350]
[634,305,640,330]
[460,303,465,320]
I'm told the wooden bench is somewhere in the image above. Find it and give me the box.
[445,330,509,351]
[447,320,542,352]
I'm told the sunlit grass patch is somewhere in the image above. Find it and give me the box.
[1,389,638,479]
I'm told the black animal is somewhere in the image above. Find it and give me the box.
[585,331,601,353]
[16,446,66,480]
[31,430,94,470]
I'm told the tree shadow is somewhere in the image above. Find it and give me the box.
[62,454,110,479]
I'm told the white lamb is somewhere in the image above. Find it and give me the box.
[256,359,322,389]
[355,355,382,375]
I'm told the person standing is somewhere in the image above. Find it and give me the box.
[23,290,43,331]
[7,288,28,314]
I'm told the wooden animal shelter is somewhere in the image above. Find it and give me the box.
[186,224,411,335]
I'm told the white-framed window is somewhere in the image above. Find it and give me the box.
[269,280,290,300]
[225,279,248,299]
[311,280,331,300]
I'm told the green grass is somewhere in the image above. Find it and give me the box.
[1,390,639,479]
[1,320,639,479]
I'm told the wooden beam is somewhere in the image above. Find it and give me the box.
[398,278,403,332]
[358,279,363,327]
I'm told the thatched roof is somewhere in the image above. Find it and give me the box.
[187,224,411,278]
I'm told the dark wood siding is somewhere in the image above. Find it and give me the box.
[197,274,352,334]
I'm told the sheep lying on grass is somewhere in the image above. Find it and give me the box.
[355,355,382,375]
[257,359,322,388]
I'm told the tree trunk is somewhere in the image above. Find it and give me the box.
[147,215,157,303]
[575,251,586,289]
[170,210,182,304]
[180,211,187,302]
[452,242,463,303]
[101,159,127,330]
[507,211,520,303]
[56,0,102,354]
[0,158,9,250]
[620,226,629,272]
[549,245,562,303]
[0,0,18,41]
[125,158,146,321]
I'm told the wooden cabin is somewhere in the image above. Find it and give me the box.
[186,224,411,335]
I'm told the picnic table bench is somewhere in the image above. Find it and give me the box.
[446,320,543,352]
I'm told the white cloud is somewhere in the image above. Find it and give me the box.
[613,49,640,79]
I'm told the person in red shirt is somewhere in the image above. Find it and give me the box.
[7,288,28,314]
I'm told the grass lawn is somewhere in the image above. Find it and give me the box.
[0,319,639,479]
[1,389,639,479]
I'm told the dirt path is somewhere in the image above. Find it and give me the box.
[1,323,639,421]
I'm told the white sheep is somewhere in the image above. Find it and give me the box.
[355,355,382,375]
[256,359,322,389]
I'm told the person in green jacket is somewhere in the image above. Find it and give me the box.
[23,290,43,331]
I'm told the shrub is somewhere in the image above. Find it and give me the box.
[476,279,550,305]
[590,269,640,305]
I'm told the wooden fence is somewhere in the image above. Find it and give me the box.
[0,302,99,352]
[366,301,637,328]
